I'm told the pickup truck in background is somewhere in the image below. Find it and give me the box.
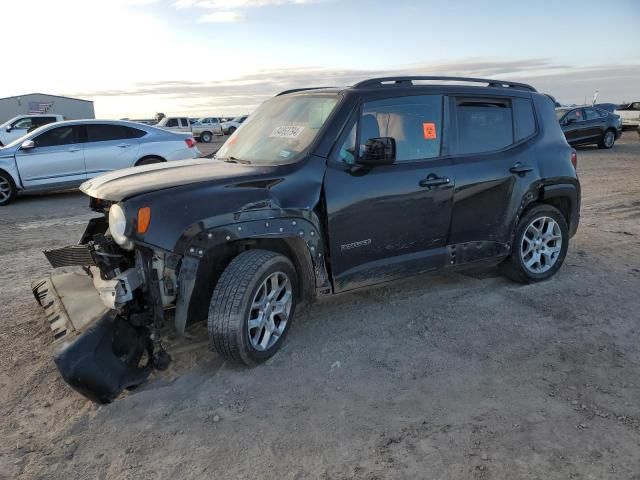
[615,102,640,128]
[0,114,64,146]
[154,116,219,143]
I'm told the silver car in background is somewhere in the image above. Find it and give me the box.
[0,119,200,205]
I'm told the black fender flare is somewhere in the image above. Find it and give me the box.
[174,216,330,334]
[540,182,581,237]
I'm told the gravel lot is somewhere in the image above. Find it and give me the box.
[1,133,639,479]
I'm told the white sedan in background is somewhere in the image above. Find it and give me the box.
[0,119,200,205]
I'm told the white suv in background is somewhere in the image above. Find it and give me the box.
[0,114,64,146]
[220,115,248,135]
[615,102,640,128]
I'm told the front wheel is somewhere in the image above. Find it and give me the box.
[208,249,297,365]
[0,171,17,206]
[501,205,569,284]
[598,129,615,149]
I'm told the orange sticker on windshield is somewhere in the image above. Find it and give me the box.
[423,122,437,140]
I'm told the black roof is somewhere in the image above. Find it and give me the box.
[277,76,537,97]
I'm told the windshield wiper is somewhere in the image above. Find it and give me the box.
[217,156,251,164]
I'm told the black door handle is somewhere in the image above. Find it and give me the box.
[419,175,450,188]
[509,163,533,174]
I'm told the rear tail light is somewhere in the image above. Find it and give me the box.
[185,137,196,148]
[570,149,578,170]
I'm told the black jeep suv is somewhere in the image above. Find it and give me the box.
[40,76,580,402]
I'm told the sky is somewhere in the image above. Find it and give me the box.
[2,0,639,118]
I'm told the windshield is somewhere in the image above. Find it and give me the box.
[216,95,339,164]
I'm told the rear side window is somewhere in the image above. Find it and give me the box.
[454,98,513,154]
[584,108,602,120]
[166,118,178,127]
[179,118,189,127]
[360,95,443,162]
[513,98,536,141]
[86,124,129,142]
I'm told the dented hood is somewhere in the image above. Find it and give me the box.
[80,158,274,201]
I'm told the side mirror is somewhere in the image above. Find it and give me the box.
[21,140,35,150]
[6,126,12,132]
[357,137,396,166]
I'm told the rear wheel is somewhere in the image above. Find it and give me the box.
[135,156,164,166]
[227,126,237,135]
[200,131,213,143]
[501,204,569,283]
[208,249,297,365]
[0,171,17,206]
[598,129,615,149]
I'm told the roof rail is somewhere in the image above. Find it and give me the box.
[276,87,335,96]
[353,76,537,92]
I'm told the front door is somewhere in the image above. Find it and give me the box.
[15,125,86,189]
[324,94,455,292]
[562,108,588,144]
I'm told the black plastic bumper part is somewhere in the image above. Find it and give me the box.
[54,311,153,403]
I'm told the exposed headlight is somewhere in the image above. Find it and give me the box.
[108,204,132,249]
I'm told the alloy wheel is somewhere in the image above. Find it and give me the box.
[521,216,563,274]
[247,271,292,351]
[0,177,11,202]
[604,131,614,148]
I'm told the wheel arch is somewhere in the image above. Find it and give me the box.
[174,218,329,334]
[135,155,166,166]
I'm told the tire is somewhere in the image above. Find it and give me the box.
[227,126,236,135]
[0,171,17,206]
[208,249,298,365]
[598,129,615,149]
[135,156,164,166]
[200,131,213,143]
[501,204,569,284]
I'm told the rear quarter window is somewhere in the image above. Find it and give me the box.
[513,98,536,141]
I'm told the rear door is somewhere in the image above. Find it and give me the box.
[583,107,606,141]
[324,94,455,291]
[449,95,538,253]
[15,125,85,188]
[84,124,142,177]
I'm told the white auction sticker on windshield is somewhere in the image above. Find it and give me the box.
[270,125,304,138]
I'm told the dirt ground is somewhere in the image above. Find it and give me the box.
[1,133,639,480]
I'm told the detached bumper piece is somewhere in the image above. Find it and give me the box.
[44,244,96,268]
[54,311,153,404]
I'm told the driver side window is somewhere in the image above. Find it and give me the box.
[359,95,443,162]
[12,118,33,130]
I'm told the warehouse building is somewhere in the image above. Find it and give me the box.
[0,93,95,123]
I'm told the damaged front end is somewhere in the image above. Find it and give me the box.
[33,212,176,403]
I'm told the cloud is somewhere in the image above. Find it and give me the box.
[66,58,640,117]
[173,0,316,22]
[198,11,243,22]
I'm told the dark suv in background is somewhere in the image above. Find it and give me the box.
[39,76,580,402]
[556,106,622,148]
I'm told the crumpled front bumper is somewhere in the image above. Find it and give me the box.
[32,272,155,403]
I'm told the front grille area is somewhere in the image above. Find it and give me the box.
[44,244,96,268]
